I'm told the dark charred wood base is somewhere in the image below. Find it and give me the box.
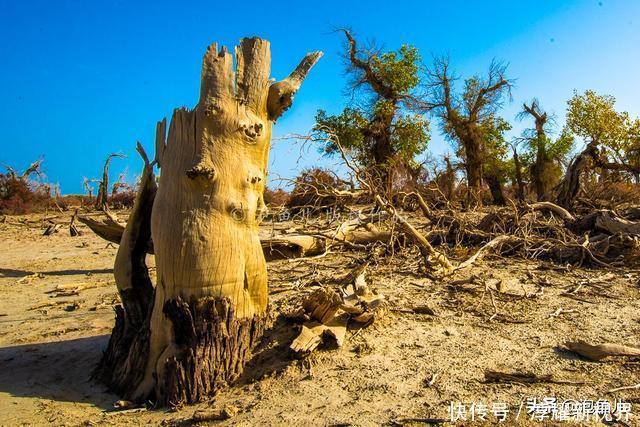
[92,303,151,398]
[158,297,266,406]
[95,296,266,407]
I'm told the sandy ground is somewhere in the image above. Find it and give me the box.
[1,212,640,426]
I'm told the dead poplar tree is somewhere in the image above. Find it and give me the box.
[95,38,321,406]
[95,153,125,209]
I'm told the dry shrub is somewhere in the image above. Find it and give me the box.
[583,180,640,207]
[59,195,93,209]
[109,188,137,209]
[0,173,52,214]
[287,168,349,213]
[263,187,289,207]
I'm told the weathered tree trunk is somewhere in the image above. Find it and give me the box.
[531,155,556,201]
[95,38,321,406]
[555,141,599,208]
[484,171,506,205]
[511,145,526,201]
[462,136,483,192]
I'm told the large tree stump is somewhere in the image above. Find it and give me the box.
[95,38,321,406]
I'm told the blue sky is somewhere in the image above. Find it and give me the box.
[1,0,639,193]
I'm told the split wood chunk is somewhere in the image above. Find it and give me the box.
[564,340,640,361]
[342,270,388,324]
[69,209,81,236]
[43,223,59,236]
[302,287,343,324]
[290,322,324,354]
[290,269,387,356]
[290,313,350,355]
[190,405,239,423]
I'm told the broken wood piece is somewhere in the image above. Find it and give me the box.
[69,209,81,236]
[290,322,323,355]
[302,287,343,324]
[77,215,126,246]
[564,340,640,361]
[529,202,576,222]
[594,210,640,236]
[455,235,511,271]
[341,268,388,324]
[290,314,349,355]
[261,235,326,261]
[43,223,59,236]
[190,405,239,422]
[324,312,349,347]
[411,305,437,316]
[607,383,640,394]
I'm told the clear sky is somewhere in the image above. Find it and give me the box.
[1,0,639,194]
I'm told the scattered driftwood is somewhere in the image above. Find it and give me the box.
[564,340,640,361]
[484,369,583,385]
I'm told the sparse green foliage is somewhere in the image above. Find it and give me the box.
[314,31,430,189]
[566,90,628,147]
[428,58,513,196]
[369,45,421,94]
[478,116,512,180]
[567,90,640,170]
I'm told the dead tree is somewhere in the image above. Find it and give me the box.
[555,141,599,208]
[4,159,44,181]
[111,172,129,197]
[83,177,94,201]
[94,38,321,406]
[95,153,125,209]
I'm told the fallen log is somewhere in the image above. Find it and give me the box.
[262,235,326,261]
[594,210,640,236]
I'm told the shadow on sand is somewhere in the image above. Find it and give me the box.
[239,314,301,384]
[0,335,117,410]
[0,316,299,409]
